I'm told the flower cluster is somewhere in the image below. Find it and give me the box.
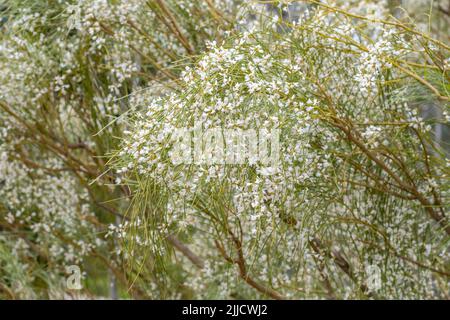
[116,3,449,299]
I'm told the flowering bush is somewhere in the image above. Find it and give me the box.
[0,0,449,299]
[0,0,240,298]
[114,2,450,299]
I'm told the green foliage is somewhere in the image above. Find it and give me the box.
[0,0,449,299]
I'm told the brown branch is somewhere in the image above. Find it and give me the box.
[167,234,205,269]
[152,0,194,54]
[310,238,374,298]
[225,227,286,300]
[332,118,450,235]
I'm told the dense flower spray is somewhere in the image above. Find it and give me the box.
[114,2,449,299]
[0,0,449,299]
